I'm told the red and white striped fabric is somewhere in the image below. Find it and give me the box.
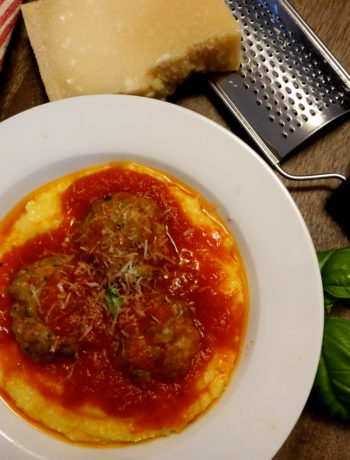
[0,0,22,71]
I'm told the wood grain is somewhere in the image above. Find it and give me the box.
[0,0,349,458]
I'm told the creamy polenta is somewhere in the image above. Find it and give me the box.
[0,162,248,445]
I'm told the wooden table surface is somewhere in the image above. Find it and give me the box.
[0,0,349,458]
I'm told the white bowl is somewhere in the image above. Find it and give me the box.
[0,95,323,460]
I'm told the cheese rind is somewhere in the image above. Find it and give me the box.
[21,0,241,101]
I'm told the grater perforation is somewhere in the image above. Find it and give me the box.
[209,0,350,161]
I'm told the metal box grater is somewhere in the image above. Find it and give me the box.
[208,0,350,182]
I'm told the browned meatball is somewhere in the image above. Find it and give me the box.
[118,298,201,381]
[79,192,165,251]
[9,256,80,361]
[77,193,171,284]
[10,305,79,362]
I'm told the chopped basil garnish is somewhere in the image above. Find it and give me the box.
[105,285,123,319]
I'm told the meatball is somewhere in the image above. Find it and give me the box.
[77,193,170,284]
[79,192,165,252]
[10,304,79,362]
[9,256,80,361]
[119,298,201,381]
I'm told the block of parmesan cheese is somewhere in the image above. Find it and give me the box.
[21,0,241,101]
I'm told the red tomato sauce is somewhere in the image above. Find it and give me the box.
[0,165,247,434]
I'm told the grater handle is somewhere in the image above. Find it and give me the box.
[273,163,346,183]
[326,177,350,238]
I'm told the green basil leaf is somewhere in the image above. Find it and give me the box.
[317,249,336,271]
[317,248,350,311]
[313,318,350,420]
[105,285,123,319]
[325,285,350,301]
[324,296,335,314]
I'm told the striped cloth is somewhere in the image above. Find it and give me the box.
[0,0,22,71]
